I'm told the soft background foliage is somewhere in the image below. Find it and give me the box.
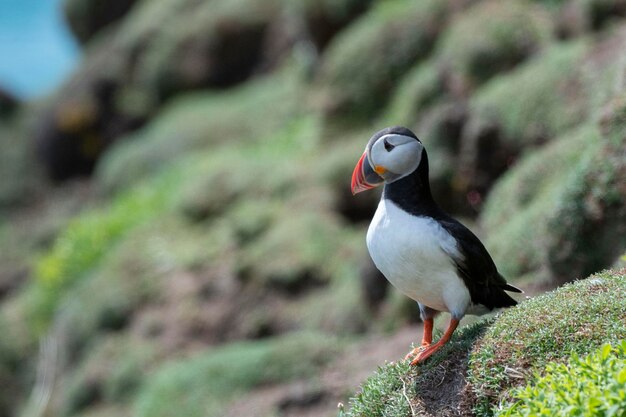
[1,0,625,416]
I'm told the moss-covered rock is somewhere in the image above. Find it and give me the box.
[134,0,282,99]
[0,109,47,209]
[317,0,449,123]
[436,0,552,93]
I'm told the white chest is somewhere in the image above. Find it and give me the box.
[366,199,472,317]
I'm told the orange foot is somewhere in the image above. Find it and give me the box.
[410,342,444,365]
[404,343,430,361]
[409,318,459,366]
[405,317,434,360]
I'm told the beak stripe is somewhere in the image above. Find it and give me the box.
[351,152,384,195]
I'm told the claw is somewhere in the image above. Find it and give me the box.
[408,318,460,366]
[410,344,440,365]
[404,344,430,360]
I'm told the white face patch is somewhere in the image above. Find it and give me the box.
[368,134,423,183]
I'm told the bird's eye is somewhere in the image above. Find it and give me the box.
[383,139,395,152]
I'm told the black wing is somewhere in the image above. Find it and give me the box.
[438,217,521,310]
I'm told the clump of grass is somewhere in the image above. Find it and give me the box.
[496,341,626,417]
[318,0,448,122]
[97,67,304,193]
[341,319,491,417]
[481,124,600,278]
[468,269,626,416]
[339,360,414,417]
[29,171,184,332]
[29,115,322,333]
[437,0,552,89]
[471,39,588,145]
[482,88,626,283]
[62,335,157,416]
[134,331,342,417]
[382,62,444,126]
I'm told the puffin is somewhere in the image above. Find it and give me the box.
[351,126,521,365]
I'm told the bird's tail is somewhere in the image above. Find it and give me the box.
[501,283,523,293]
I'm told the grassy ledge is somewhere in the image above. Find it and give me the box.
[469,268,626,415]
[340,319,491,417]
[341,268,626,417]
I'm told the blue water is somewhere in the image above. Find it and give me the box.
[0,0,80,99]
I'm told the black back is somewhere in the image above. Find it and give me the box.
[383,142,520,310]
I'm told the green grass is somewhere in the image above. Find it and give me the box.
[340,319,491,417]
[496,341,626,417]
[382,62,444,126]
[482,87,626,283]
[97,67,305,193]
[471,39,588,145]
[468,269,626,416]
[62,335,157,415]
[338,360,415,417]
[134,331,342,417]
[27,114,324,333]
[318,0,448,122]
[481,124,601,278]
[28,170,184,332]
[436,0,552,88]
[342,270,626,417]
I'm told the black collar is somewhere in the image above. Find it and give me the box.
[382,150,446,220]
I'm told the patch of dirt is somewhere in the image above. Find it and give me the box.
[410,348,474,417]
[223,325,422,417]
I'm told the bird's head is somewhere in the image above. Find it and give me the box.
[351,126,424,195]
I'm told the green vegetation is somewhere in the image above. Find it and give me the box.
[338,360,414,417]
[482,89,626,283]
[97,68,305,192]
[482,124,601,279]
[4,0,626,416]
[471,40,588,145]
[382,62,444,126]
[134,331,341,417]
[437,0,552,89]
[341,320,491,417]
[497,341,626,417]
[468,269,626,415]
[318,0,448,122]
[28,171,183,331]
[341,269,626,417]
[0,110,44,210]
[62,335,157,415]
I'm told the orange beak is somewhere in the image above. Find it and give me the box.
[351,152,384,195]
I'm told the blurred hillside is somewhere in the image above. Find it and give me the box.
[0,0,625,416]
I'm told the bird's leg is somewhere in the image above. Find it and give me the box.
[410,317,460,366]
[404,317,434,360]
[421,317,433,346]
